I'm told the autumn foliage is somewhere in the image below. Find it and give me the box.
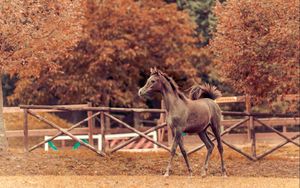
[0,0,84,149]
[4,0,298,108]
[210,0,300,103]
[0,0,82,75]
[10,0,205,107]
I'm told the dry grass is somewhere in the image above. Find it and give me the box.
[4,112,71,130]
[4,112,72,148]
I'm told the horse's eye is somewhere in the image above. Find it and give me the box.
[151,80,156,83]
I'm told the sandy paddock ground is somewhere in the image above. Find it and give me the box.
[0,145,299,187]
[0,176,299,188]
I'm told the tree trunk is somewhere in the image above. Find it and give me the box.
[0,75,8,151]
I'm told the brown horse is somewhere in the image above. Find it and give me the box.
[138,68,226,177]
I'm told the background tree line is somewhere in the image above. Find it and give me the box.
[1,0,299,108]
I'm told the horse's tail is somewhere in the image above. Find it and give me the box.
[188,83,222,100]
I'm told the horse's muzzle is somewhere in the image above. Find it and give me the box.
[138,88,144,97]
[138,87,153,98]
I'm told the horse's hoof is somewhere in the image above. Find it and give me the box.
[188,172,193,178]
[222,172,228,177]
[164,173,170,177]
[201,171,207,178]
[201,168,207,178]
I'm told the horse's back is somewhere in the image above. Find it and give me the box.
[189,98,221,114]
[184,98,220,133]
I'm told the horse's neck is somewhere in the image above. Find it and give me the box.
[162,90,183,113]
[160,76,186,113]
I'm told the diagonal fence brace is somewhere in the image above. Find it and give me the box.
[187,118,250,155]
[29,111,102,152]
[254,118,300,147]
[110,123,167,153]
[207,131,256,161]
[256,134,300,160]
[104,113,171,153]
[28,110,106,156]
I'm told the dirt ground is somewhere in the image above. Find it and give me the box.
[0,176,298,188]
[0,145,299,177]
[0,145,299,187]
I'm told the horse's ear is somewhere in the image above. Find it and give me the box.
[157,69,165,77]
[150,67,158,75]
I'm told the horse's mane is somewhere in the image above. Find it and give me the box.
[149,68,221,101]
[151,68,187,101]
[189,83,222,100]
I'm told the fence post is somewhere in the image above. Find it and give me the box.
[100,112,106,153]
[220,114,224,133]
[250,115,256,158]
[245,95,251,141]
[105,112,111,129]
[283,126,287,133]
[133,112,141,128]
[61,140,66,148]
[23,109,29,152]
[87,102,94,146]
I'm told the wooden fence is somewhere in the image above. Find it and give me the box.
[16,103,299,161]
[18,105,168,156]
[187,111,299,160]
[4,94,299,160]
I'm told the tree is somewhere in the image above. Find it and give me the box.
[164,0,234,96]
[210,0,300,104]
[180,0,217,46]
[0,85,6,151]
[167,0,227,46]
[10,0,205,107]
[0,0,82,151]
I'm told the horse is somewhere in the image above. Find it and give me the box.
[138,67,226,177]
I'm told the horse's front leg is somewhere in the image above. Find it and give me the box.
[178,135,193,176]
[164,129,180,177]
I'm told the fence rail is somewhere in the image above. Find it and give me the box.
[10,93,299,160]
[15,103,300,160]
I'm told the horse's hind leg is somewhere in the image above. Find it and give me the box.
[211,119,227,176]
[178,135,192,176]
[198,131,214,177]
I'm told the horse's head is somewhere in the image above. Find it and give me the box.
[138,67,163,98]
